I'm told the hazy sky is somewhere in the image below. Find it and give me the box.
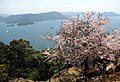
[0,0,120,14]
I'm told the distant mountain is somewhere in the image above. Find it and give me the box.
[2,11,65,26]
[62,12,120,17]
[101,12,120,17]
[0,17,5,21]
[1,11,120,26]
[0,14,10,17]
[62,12,82,17]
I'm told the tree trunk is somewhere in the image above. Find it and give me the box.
[84,57,88,82]
[102,62,106,82]
[16,78,19,82]
[48,69,51,82]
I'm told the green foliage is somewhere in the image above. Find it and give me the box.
[0,64,8,81]
[116,56,120,66]
[27,68,39,80]
[49,59,65,74]
[26,51,49,81]
[24,48,65,81]
[0,40,67,81]
[5,39,33,78]
[0,42,8,81]
[0,42,6,64]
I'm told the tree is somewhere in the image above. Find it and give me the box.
[0,42,8,81]
[0,41,6,64]
[44,12,120,81]
[5,39,33,79]
[104,30,120,58]
[46,12,110,65]
[27,51,50,81]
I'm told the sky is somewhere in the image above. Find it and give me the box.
[0,0,120,14]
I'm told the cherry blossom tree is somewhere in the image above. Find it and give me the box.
[44,12,120,68]
[42,12,120,82]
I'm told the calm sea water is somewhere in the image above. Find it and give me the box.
[108,16,120,32]
[0,17,120,50]
[0,19,61,50]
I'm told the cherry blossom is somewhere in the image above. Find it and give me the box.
[44,12,120,66]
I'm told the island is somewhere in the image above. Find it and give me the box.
[7,24,14,26]
[1,11,66,26]
[17,22,34,26]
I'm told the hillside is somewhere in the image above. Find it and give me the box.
[62,12,120,17]
[2,11,65,26]
[0,17,5,21]
[102,12,120,17]
[0,14,10,17]
[0,11,120,26]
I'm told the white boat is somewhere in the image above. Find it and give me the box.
[40,36,46,39]
[6,30,8,32]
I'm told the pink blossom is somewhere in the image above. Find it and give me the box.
[45,12,120,66]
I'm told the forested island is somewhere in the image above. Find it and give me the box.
[0,12,120,26]
[0,11,66,26]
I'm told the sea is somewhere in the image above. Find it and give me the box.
[0,17,120,50]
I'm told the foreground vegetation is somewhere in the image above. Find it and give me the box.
[0,39,65,81]
[0,39,120,82]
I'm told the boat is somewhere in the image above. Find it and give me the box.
[6,30,8,32]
